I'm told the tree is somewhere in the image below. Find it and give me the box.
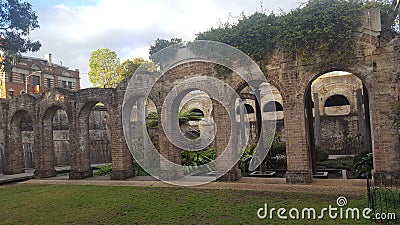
[149,38,182,60]
[88,48,120,88]
[0,0,41,70]
[118,57,145,80]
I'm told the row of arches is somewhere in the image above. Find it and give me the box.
[1,55,399,184]
[1,88,133,180]
[239,94,351,114]
[166,69,372,180]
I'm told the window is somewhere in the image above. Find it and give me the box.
[62,80,67,88]
[32,75,40,86]
[21,74,26,84]
[263,101,283,112]
[324,95,350,107]
[8,73,13,82]
[68,81,72,89]
[47,78,52,88]
[8,90,14,98]
[236,103,255,114]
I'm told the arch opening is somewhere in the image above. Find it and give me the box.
[305,70,372,178]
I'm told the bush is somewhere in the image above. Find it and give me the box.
[353,151,373,178]
[133,163,150,176]
[93,164,112,176]
[317,156,354,171]
[93,163,150,176]
[181,146,216,173]
[315,147,329,162]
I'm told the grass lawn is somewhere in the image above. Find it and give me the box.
[0,184,376,224]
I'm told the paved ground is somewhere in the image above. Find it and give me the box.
[3,175,368,197]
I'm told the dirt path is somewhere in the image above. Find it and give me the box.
[12,177,367,197]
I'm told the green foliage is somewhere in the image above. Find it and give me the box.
[133,163,150,176]
[145,111,158,129]
[93,163,150,176]
[196,0,398,71]
[117,57,145,80]
[181,146,216,173]
[353,151,373,178]
[88,48,120,88]
[239,142,257,173]
[315,146,330,162]
[0,0,41,70]
[197,12,278,62]
[93,164,112,176]
[266,137,287,169]
[278,0,362,69]
[317,156,355,171]
[239,136,287,172]
[177,109,204,126]
[145,110,204,129]
[149,37,182,63]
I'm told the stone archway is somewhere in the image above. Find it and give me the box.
[34,105,66,178]
[3,110,33,174]
[304,70,373,178]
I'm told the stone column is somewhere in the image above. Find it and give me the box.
[212,99,241,181]
[110,105,134,180]
[3,112,24,175]
[254,88,266,174]
[239,99,246,147]
[313,93,321,146]
[69,107,93,179]
[158,107,184,181]
[34,115,56,178]
[284,91,313,184]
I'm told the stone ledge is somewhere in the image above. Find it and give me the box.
[285,171,313,184]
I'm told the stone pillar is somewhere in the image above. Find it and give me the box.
[239,99,246,147]
[369,85,400,183]
[34,117,56,178]
[284,92,313,184]
[212,99,241,182]
[110,105,134,180]
[313,93,321,146]
[69,109,93,179]
[356,89,366,134]
[3,115,24,175]
[254,88,266,174]
[158,108,184,181]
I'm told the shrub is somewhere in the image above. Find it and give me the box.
[353,151,373,178]
[315,146,329,162]
[317,156,354,171]
[93,164,112,176]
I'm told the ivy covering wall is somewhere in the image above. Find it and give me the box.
[196,0,399,70]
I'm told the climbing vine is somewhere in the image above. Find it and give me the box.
[196,0,399,71]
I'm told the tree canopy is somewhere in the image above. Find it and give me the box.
[88,48,120,88]
[88,47,148,88]
[118,57,145,80]
[0,0,41,70]
[149,38,182,64]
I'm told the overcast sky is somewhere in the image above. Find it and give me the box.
[25,0,302,88]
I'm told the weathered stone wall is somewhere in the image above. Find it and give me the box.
[319,115,360,154]
[0,128,3,173]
